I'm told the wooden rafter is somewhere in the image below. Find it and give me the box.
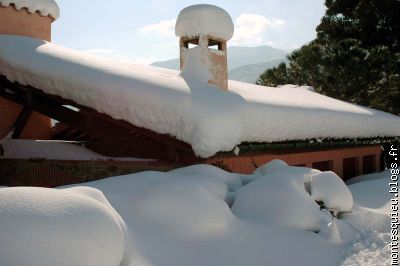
[0,76,197,162]
[11,106,33,139]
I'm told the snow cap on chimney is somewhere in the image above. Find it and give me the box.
[175,4,234,41]
[0,0,60,20]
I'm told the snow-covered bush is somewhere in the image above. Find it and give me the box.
[232,172,329,232]
[253,159,289,175]
[311,171,353,215]
[0,187,126,266]
[233,160,355,244]
[170,164,242,192]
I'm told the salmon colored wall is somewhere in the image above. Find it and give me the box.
[0,6,52,140]
[205,146,382,179]
[0,5,52,41]
[0,97,51,139]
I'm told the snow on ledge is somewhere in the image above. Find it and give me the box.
[0,0,60,20]
[175,4,234,40]
[0,139,155,162]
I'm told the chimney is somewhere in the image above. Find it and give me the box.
[175,4,234,91]
[0,0,60,41]
[0,0,60,140]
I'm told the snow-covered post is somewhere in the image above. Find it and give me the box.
[175,4,234,91]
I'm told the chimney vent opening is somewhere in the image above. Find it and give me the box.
[208,39,224,51]
[183,37,200,49]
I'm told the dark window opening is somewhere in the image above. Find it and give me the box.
[294,164,306,167]
[343,157,359,181]
[362,155,376,175]
[208,39,224,51]
[312,160,333,172]
[208,44,219,50]
[183,38,199,49]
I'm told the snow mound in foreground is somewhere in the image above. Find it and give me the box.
[0,161,390,266]
[311,171,353,212]
[77,165,343,266]
[340,170,395,265]
[0,138,152,161]
[0,187,126,266]
[232,171,328,232]
[253,159,289,175]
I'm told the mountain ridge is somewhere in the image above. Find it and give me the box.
[151,45,289,83]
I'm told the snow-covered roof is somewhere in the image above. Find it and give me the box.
[175,4,234,40]
[0,0,60,20]
[0,35,399,158]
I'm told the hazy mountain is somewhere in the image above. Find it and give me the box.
[229,59,289,83]
[225,46,288,70]
[151,45,288,83]
[152,58,180,70]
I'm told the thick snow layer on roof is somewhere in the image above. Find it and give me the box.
[0,139,155,161]
[0,0,60,20]
[175,4,234,40]
[0,35,400,157]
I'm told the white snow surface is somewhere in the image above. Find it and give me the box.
[0,160,393,266]
[232,171,331,232]
[0,35,399,158]
[341,170,396,265]
[175,4,234,40]
[0,138,155,161]
[311,171,354,212]
[63,161,348,266]
[0,186,127,266]
[0,0,60,20]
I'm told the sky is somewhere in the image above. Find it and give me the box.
[52,0,326,64]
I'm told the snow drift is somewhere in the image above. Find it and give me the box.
[0,138,154,161]
[341,170,396,265]
[0,187,127,266]
[0,160,393,266]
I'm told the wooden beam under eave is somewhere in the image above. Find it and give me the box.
[11,106,33,139]
[0,76,199,162]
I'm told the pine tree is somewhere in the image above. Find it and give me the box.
[258,0,400,115]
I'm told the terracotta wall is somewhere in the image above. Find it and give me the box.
[0,146,382,187]
[0,98,51,139]
[0,5,52,41]
[205,146,382,179]
[0,5,52,140]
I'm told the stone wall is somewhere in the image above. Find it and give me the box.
[0,159,179,187]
